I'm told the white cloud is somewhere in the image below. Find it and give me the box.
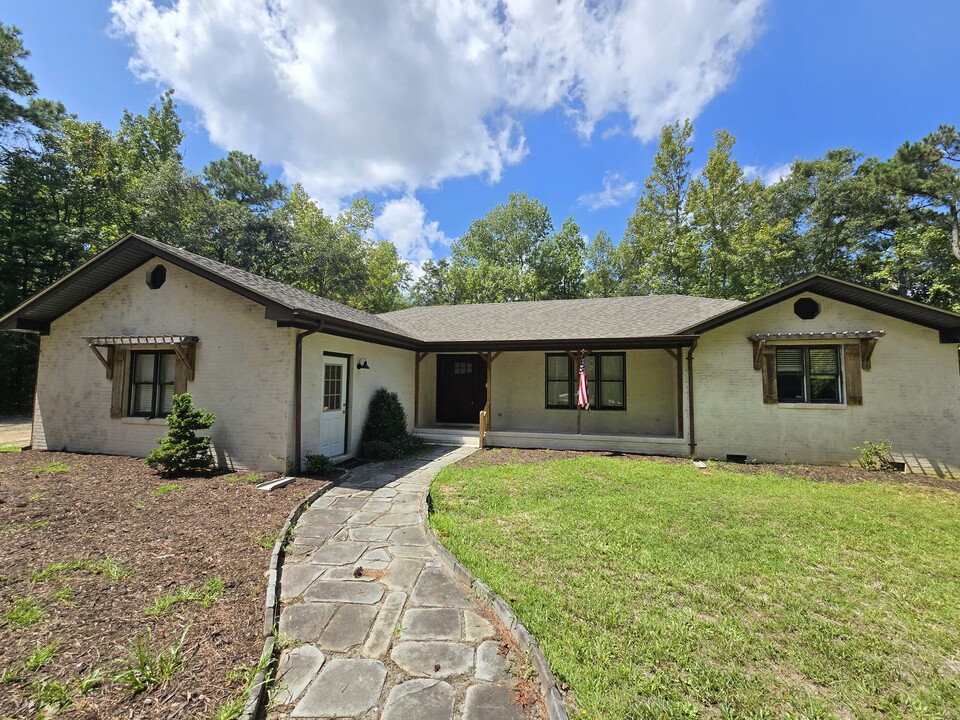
[577,172,639,211]
[373,195,449,280]
[110,0,765,203]
[744,162,792,186]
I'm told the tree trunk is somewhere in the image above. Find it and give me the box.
[951,202,960,262]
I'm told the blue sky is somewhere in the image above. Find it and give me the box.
[5,1,959,273]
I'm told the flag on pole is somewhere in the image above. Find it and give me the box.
[577,351,590,411]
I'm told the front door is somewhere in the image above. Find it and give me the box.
[436,355,485,424]
[319,356,348,456]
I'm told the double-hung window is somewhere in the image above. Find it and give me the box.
[544,353,626,410]
[129,350,176,417]
[775,346,842,404]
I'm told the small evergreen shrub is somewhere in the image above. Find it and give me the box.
[359,439,401,461]
[145,393,215,477]
[359,388,424,460]
[361,388,408,442]
[305,454,333,475]
[855,439,898,471]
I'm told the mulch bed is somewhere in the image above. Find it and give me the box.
[0,451,329,719]
[460,447,960,491]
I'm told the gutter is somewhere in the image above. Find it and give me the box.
[293,326,320,474]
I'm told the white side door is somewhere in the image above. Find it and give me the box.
[319,357,348,457]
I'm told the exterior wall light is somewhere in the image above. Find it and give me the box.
[357,358,370,370]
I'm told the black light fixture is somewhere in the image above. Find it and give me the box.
[357,358,370,370]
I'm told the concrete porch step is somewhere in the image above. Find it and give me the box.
[413,427,480,447]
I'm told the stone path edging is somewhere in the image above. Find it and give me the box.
[240,475,347,720]
[423,489,570,720]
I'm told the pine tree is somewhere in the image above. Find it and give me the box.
[145,394,216,477]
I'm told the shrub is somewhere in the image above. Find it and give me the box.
[361,388,408,443]
[145,393,216,477]
[855,439,898,471]
[305,454,333,475]
[359,439,401,461]
[359,388,424,460]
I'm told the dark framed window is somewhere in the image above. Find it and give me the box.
[544,353,626,410]
[776,346,842,404]
[129,350,176,417]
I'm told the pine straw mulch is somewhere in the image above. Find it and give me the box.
[0,450,329,719]
[457,447,960,492]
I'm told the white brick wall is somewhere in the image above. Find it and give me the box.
[694,293,960,476]
[34,259,296,471]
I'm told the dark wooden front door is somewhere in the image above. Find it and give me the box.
[436,355,485,424]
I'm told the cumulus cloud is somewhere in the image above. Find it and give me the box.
[373,195,449,279]
[577,172,639,211]
[110,0,764,203]
[744,162,792,186]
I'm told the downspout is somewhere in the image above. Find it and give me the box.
[294,328,318,474]
[687,339,698,458]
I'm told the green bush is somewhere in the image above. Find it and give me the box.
[855,439,898,471]
[305,454,332,474]
[359,439,401,461]
[358,388,425,460]
[361,388,408,443]
[145,393,216,477]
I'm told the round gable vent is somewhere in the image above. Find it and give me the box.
[146,264,167,290]
[794,297,820,319]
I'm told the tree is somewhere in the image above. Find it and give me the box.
[883,125,960,262]
[536,217,585,299]
[446,193,562,303]
[0,23,64,146]
[145,393,216,476]
[584,230,617,297]
[686,129,766,298]
[356,241,411,313]
[410,258,459,306]
[618,119,701,295]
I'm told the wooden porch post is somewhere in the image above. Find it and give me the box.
[414,352,428,428]
[687,341,698,457]
[478,351,501,446]
[664,349,683,439]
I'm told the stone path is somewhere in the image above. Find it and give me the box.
[270,446,538,720]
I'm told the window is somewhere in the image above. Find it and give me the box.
[129,350,176,417]
[323,362,343,411]
[775,346,842,404]
[544,353,626,410]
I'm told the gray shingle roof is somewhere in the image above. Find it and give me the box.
[377,295,743,343]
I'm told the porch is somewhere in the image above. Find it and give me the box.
[412,345,698,457]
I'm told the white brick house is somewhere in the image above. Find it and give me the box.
[3,234,960,477]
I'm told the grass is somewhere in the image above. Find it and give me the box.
[3,519,54,533]
[114,627,188,694]
[4,597,45,626]
[25,641,59,670]
[213,652,272,720]
[32,460,70,473]
[228,472,261,484]
[0,666,21,683]
[31,557,130,582]
[153,482,186,496]
[144,578,225,616]
[252,531,277,549]
[0,444,21,453]
[28,678,73,710]
[431,457,960,720]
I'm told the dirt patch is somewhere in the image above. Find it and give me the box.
[0,451,328,719]
[460,447,960,491]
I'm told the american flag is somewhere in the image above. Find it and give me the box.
[577,352,590,411]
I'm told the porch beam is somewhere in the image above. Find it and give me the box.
[751,339,766,371]
[414,352,428,427]
[172,343,195,381]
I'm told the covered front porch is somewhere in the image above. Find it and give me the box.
[411,342,699,457]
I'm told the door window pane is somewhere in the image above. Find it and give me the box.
[324,363,343,411]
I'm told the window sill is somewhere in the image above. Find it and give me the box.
[776,403,848,410]
[119,417,169,426]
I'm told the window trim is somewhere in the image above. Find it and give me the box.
[544,352,627,411]
[774,345,843,405]
[128,350,176,418]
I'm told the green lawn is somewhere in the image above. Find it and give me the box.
[430,457,960,720]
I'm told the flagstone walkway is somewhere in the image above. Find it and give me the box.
[269,446,539,720]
